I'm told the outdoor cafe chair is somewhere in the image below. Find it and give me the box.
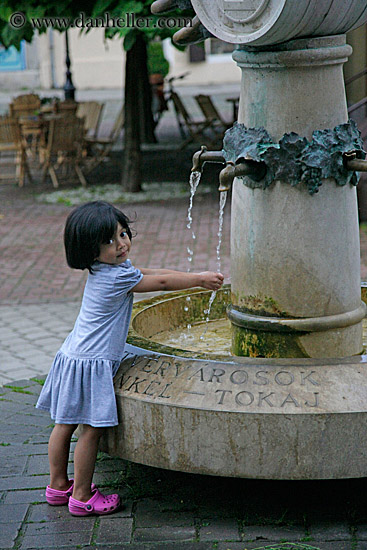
[9,93,41,119]
[76,101,104,138]
[170,91,222,150]
[41,115,87,188]
[194,94,232,134]
[83,105,124,173]
[9,93,42,158]
[0,116,33,187]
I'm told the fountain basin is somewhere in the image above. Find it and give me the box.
[100,285,367,480]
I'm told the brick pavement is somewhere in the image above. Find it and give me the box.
[1,380,367,550]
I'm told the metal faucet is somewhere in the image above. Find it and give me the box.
[219,160,267,192]
[191,146,225,173]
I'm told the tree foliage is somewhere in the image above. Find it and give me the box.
[0,0,190,192]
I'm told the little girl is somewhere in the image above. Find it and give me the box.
[36,200,223,517]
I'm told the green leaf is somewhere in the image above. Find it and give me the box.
[91,0,115,18]
[123,29,137,51]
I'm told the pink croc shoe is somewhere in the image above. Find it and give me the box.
[68,488,121,516]
[46,481,97,506]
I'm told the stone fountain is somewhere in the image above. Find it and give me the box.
[100,0,367,479]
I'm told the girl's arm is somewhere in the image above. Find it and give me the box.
[138,268,181,275]
[132,271,224,293]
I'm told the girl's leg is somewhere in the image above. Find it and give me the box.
[48,423,77,490]
[72,424,105,502]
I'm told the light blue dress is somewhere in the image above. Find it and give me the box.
[36,260,143,427]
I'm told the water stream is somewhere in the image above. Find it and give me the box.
[201,190,228,339]
[184,171,202,337]
[186,171,201,269]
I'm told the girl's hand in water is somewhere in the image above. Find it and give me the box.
[199,272,224,290]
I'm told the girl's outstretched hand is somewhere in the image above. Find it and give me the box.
[199,272,224,290]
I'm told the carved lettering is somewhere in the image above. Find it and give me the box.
[305,392,319,407]
[158,383,172,399]
[174,362,192,378]
[275,371,294,386]
[124,377,148,393]
[216,389,233,404]
[281,393,300,407]
[188,368,205,382]
[235,391,254,406]
[253,370,269,385]
[153,360,171,377]
[141,357,159,373]
[130,355,148,368]
[208,368,225,383]
[230,370,248,385]
[142,380,162,396]
[258,392,275,407]
[300,371,320,386]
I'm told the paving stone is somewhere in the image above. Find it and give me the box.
[0,442,48,457]
[19,530,92,549]
[95,517,134,544]
[3,488,47,504]
[98,501,133,518]
[198,518,240,541]
[94,544,212,550]
[133,526,196,542]
[0,454,28,476]
[216,543,323,550]
[0,391,39,405]
[313,543,354,550]
[0,521,21,548]
[135,499,195,528]
[308,522,352,541]
[0,474,49,491]
[8,413,52,428]
[23,518,95,536]
[0,502,29,523]
[0,400,30,418]
[25,454,50,476]
[242,526,306,542]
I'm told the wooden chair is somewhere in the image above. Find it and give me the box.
[55,100,79,117]
[9,94,42,158]
[41,115,87,188]
[195,94,232,134]
[83,105,124,173]
[9,93,41,119]
[76,101,104,138]
[169,91,220,150]
[0,116,33,186]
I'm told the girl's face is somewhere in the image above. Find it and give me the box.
[96,222,131,265]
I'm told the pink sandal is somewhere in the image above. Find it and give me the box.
[68,488,121,516]
[46,480,96,506]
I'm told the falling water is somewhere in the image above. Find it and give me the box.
[183,170,202,339]
[201,191,228,339]
[186,171,201,270]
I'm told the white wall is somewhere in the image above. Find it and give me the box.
[38,28,125,89]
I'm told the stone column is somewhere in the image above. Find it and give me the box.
[230,35,365,358]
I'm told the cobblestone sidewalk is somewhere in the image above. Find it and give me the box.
[1,380,367,550]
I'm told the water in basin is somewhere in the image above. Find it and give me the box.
[150,317,367,356]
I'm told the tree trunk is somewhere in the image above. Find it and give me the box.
[122,33,156,193]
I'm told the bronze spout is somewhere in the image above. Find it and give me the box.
[192,146,225,173]
[218,162,236,192]
[218,160,267,192]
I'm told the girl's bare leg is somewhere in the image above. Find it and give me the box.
[72,424,105,502]
[48,423,77,490]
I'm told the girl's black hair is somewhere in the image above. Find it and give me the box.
[64,201,133,273]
